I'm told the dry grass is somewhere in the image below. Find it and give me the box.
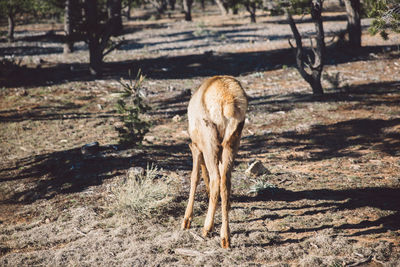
[109,165,180,221]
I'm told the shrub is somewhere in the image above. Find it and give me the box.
[111,164,178,220]
[115,69,151,147]
[248,177,277,196]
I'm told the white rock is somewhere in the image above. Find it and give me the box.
[245,160,270,176]
[172,115,182,122]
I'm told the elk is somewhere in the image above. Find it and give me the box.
[181,76,248,248]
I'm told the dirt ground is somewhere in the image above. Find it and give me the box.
[1,3,400,266]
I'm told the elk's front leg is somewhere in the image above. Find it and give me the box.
[182,143,202,230]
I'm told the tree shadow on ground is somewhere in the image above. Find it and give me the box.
[250,80,400,109]
[0,141,190,205]
[243,117,400,160]
[150,88,192,118]
[243,80,400,160]
[0,107,117,122]
[2,43,399,88]
[233,186,400,240]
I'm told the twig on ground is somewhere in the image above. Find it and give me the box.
[189,230,205,242]
[74,228,87,236]
[372,255,385,265]
[175,248,203,257]
[347,255,372,267]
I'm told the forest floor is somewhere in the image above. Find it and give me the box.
[1,4,400,266]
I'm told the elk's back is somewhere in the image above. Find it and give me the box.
[188,76,248,144]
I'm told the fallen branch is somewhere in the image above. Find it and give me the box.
[189,230,205,242]
[175,248,203,257]
[347,255,372,267]
[372,255,385,265]
[103,39,125,58]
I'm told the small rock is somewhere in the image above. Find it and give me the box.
[81,142,100,156]
[17,89,28,97]
[172,115,182,122]
[245,160,270,177]
[144,135,156,143]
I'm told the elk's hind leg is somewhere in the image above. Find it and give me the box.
[201,128,221,237]
[182,143,202,230]
[219,121,244,248]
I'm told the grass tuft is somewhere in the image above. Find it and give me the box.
[248,177,277,195]
[110,164,178,221]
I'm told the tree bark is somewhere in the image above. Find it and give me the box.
[88,41,103,76]
[344,0,361,48]
[64,0,74,53]
[85,0,102,76]
[245,2,257,23]
[149,0,166,15]
[286,0,325,95]
[311,0,326,54]
[126,1,132,20]
[215,0,228,16]
[107,0,123,36]
[7,12,15,42]
[84,0,121,76]
[168,0,176,10]
[183,0,193,21]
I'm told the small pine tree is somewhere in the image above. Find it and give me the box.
[115,70,151,147]
[367,0,400,40]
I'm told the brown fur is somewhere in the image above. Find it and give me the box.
[181,76,248,248]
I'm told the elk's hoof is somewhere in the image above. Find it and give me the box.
[221,237,231,249]
[202,228,211,238]
[182,218,191,230]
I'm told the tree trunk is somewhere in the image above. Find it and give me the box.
[126,1,132,20]
[245,2,257,23]
[64,0,74,53]
[149,0,166,15]
[88,41,103,76]
[311,0,326,54]
[310,70,324,95]
[183,0,193,21]
[286,0,325,96]
[344,0,361,48]
[215,0,228,16]
[107,0,123,36]
[168,0,176,11]
[85,0,103,76]
[7,13,15,42]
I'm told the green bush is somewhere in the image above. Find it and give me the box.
[115,70,151,147]
[366,0,400,40]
